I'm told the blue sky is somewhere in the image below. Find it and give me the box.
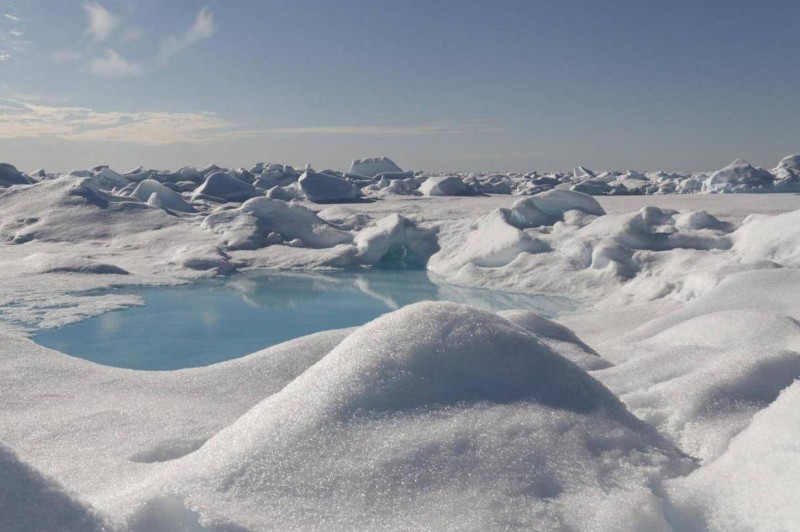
[1,0,799,173]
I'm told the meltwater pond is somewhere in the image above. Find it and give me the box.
[35,270,575,370]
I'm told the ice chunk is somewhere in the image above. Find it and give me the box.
[353,213,438,267]
[571,179,612,195]
[298,170,362,203]
[0,163,32,187]
[349,157,403,178]
[192,172,258,203]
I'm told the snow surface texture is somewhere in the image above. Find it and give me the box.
[2,157,800,530]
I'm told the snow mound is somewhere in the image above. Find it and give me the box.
[596,308,800,461]
[704,159,775,192]
[202,197,353,250]
[131,180,195,213]
[733,208,800,266]
[349,157,403,178]
[669,381,800,531]
[192,172,258,203]
[147,302,688,530]
[0,443,106,532]
[0,163,32,187]
[20,253,129,275]
[419,175,469,196]
[0,177,172,244]
[510,189,604,228]
[316,206,373,230]
[429,208,550,274]
[298,170,361,203]
[353,213,438,267]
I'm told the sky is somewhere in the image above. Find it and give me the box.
[0,0,799,173]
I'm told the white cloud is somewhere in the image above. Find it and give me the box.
[84,2,118,42]
[90,49,141,78]
[158,8,216,60]
[0,99,255,144]
[0,51,10,62]
[3,14,20,22]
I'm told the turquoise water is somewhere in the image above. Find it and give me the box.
[34,270,574,370]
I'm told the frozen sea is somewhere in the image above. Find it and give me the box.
[2,167,800,532]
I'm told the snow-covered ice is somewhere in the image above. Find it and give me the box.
[2,157,800,530]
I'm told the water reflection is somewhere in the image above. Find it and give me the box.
[35,270,574,371]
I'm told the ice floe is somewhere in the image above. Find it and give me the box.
[1,155,800,530]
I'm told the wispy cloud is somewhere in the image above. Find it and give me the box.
[3,14,20,22]
[90,49,141,78]
[263,121,504,137]
[0,99,255,144]
[158,8,216,61]
[264,125,460,137]
[84,2,118,42]
[0,51,10,62]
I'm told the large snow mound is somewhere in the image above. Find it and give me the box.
[136,302,688,530]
